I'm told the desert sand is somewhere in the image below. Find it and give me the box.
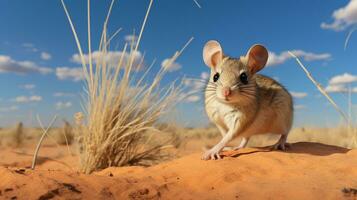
[1,142,357,200]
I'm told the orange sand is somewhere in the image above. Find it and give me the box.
[0,142,357,200]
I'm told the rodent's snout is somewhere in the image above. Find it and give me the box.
[222,87,231,97]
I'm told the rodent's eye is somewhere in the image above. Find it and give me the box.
[213,73,220,82]
[240,72,248,84]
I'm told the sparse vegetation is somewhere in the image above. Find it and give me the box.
[55,120,74,145]
[1,1,357,199]
[61,0,189,173]
[156,123,188,148]
[246,126,357,149]
[13,122,24,147]
[1,122,25,147]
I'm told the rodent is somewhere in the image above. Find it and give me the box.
[202,40,293,160]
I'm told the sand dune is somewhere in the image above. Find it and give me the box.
[0,142,356,200]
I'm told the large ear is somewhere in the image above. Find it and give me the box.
[246,44,268,74]
[203,40,223,68]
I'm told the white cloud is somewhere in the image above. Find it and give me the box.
[71,50,144,71]
[294,105,306,110]
[55,101,72,110]
[325,84,357,93]
[325,73,357,93]
[290,92,308,98]
[321,0,357,31]
[184,95,201,103]
[124,34,138,46]
[20,84,36,90]
[22,43,34,48]
[56,67,84,82]
[328,73,357,85]
[325,84,348,93]
[180,72,209,104]
[22,43,38,52]
[200,72,209,80]
[14,95,42,103]
[53,92,75,97]
[0,106,18,112]
[0,55,52,75]
[267,50,331,66]
[41,52,52,60]
[183,78,205,90]
[161,58,182,72]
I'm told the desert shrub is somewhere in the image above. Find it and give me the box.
[3,122,25,147]
[55,120,74,145]
[244,126,357,149]
[185,127,220,139]
[157,123,186,148]
[14,122,24,146]
[62,0,185,173]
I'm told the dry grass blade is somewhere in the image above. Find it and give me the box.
[31,115,58,170]
[60,0,88,76]
[288,51,349,123]
[193,0,202,8]
[55,120,74,156]
[344,27,357,50]
[126,0,153,77]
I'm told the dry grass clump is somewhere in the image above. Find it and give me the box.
[62,0,188,173]
[290,126,357,148]
[13,122,24,147]
[184,126,220,139]
[242,126,357,149]
[55,120,74,145]
[172,126,357,149]
[156,123,187,148]
[155,124,221,149]
[1,122,25,147]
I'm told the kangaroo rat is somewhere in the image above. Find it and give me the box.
[202,40,293,160]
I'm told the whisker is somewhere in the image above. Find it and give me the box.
[205,95,216,104]
[240,91,256,97]
[207,82,217,86]
[239,92,256,99]
[205,86,217,89]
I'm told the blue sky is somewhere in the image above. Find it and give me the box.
[0,0,357,127]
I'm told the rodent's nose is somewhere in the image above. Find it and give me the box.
[222,87,231,97]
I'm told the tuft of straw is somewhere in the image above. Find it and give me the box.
[62,0,190,173]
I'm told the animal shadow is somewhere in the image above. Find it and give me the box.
[221,142,350,158]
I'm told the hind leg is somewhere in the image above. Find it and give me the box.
[222,137,250,151]
[233,137,250,150]
[272,134,290,151]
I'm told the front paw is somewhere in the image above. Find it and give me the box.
[201,148,223,160]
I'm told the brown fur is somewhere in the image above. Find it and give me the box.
[202,40,294,159]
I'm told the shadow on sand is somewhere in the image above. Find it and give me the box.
[222,142,350,158]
